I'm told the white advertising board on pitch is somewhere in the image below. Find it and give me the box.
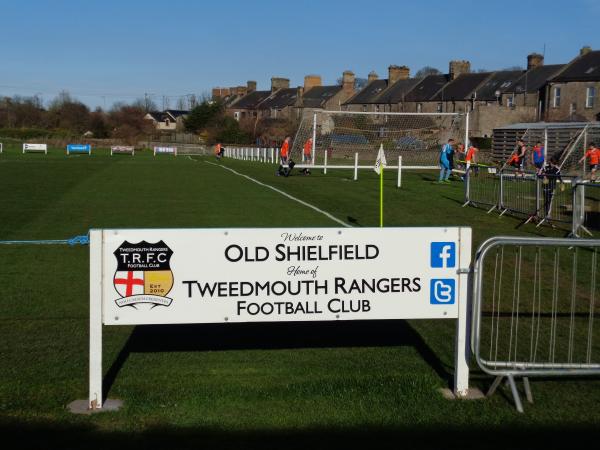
[153,146,177,156]
[23,143,48,154]
[96,227,470,325]
[110,146,135,155]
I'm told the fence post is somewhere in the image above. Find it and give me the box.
[499,172,505,214]
[544,127,548,164]
[535,176,542,221]
[464,111,470,148]
[324,148,328,175]
[397,155,402,188]
[270,148,274,164]
[463,165,469,205]
[89,230,103,409]
[454,227,472,397]
[312,112,317,166]
[354,153,358,181]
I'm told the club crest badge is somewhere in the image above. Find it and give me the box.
[113,240,174,308]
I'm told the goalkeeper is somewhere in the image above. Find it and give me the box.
[438,139,455,183]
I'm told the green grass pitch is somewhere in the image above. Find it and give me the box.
[0,142,599,449]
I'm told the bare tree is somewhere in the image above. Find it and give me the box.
[414,66,442,78]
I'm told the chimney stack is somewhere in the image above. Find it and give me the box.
[304,75,322,91]
[388,65,410,84]
[580,46,592,56]
[527,53,544,70]
[449,60,471,80]
[247,81,257,93]
[368,71,379,83]
[271,77,290,92]
[342,70,355,94]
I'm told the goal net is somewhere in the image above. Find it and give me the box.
[291,111,468,168]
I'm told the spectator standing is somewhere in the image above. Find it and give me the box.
[540,157,562,217]
[578,142,600,181]
[531,141,545,174]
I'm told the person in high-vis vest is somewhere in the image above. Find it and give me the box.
[303,138,312,163]
[301,137,313,175]
[465,144,479,177]
[579,142,600,181]
[280,137,290,164]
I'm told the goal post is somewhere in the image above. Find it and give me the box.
[291,110,469,170]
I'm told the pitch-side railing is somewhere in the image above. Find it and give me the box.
[471,236,600,412]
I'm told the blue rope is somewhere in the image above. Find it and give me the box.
[0,234,89,245]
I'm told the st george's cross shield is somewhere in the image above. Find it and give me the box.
[113,240,174,308]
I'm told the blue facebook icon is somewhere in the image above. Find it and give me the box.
[430,279,455,304]
[430,242,456,268]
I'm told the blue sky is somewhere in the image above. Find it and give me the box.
[0,0,597,109]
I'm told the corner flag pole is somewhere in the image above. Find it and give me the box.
[374,144,386,228]
[380,165,383,227]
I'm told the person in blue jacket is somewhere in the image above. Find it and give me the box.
[438,138,455,183]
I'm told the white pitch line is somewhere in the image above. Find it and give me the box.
[195,158,351,227]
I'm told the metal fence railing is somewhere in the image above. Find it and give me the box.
[224,146,279,164]
[465,169,579,229]
[572,182,600,237]
[472,237,600,412]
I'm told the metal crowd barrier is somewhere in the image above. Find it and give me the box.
[572,182,600,237]
[465,169,579,229]
[462,164,500,212]
[472,236,600,412]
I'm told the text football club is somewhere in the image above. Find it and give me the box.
[99,228,470,325]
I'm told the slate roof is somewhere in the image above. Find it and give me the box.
[146,111,163,122]
[344,79,388,104]
[403,74,451,101]
[302,85,343,108]
[503,65,565,94]
[432,72,492,101]
[373,78,421,104]
[230,90,271,109]
[473,70,524,101]
[165,109,189,119]
[552,51,600,82]
[259,88,299,109]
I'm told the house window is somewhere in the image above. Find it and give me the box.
[362,105,367,112]
[553,87,561,107]
[507,95,515,108]
[586,87,595,108]
[436,103,443,113]
[417,103,422,113]
[375,105,380,112]
[234,112,241,121]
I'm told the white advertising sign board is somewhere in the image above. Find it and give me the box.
[88,227,472,408]
[110,146,135,156]
[97,227,470,325]
[153,146,177,156]
[23,143,48,154]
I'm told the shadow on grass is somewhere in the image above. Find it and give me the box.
[1,417,597,450]
[104,320,452,402]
